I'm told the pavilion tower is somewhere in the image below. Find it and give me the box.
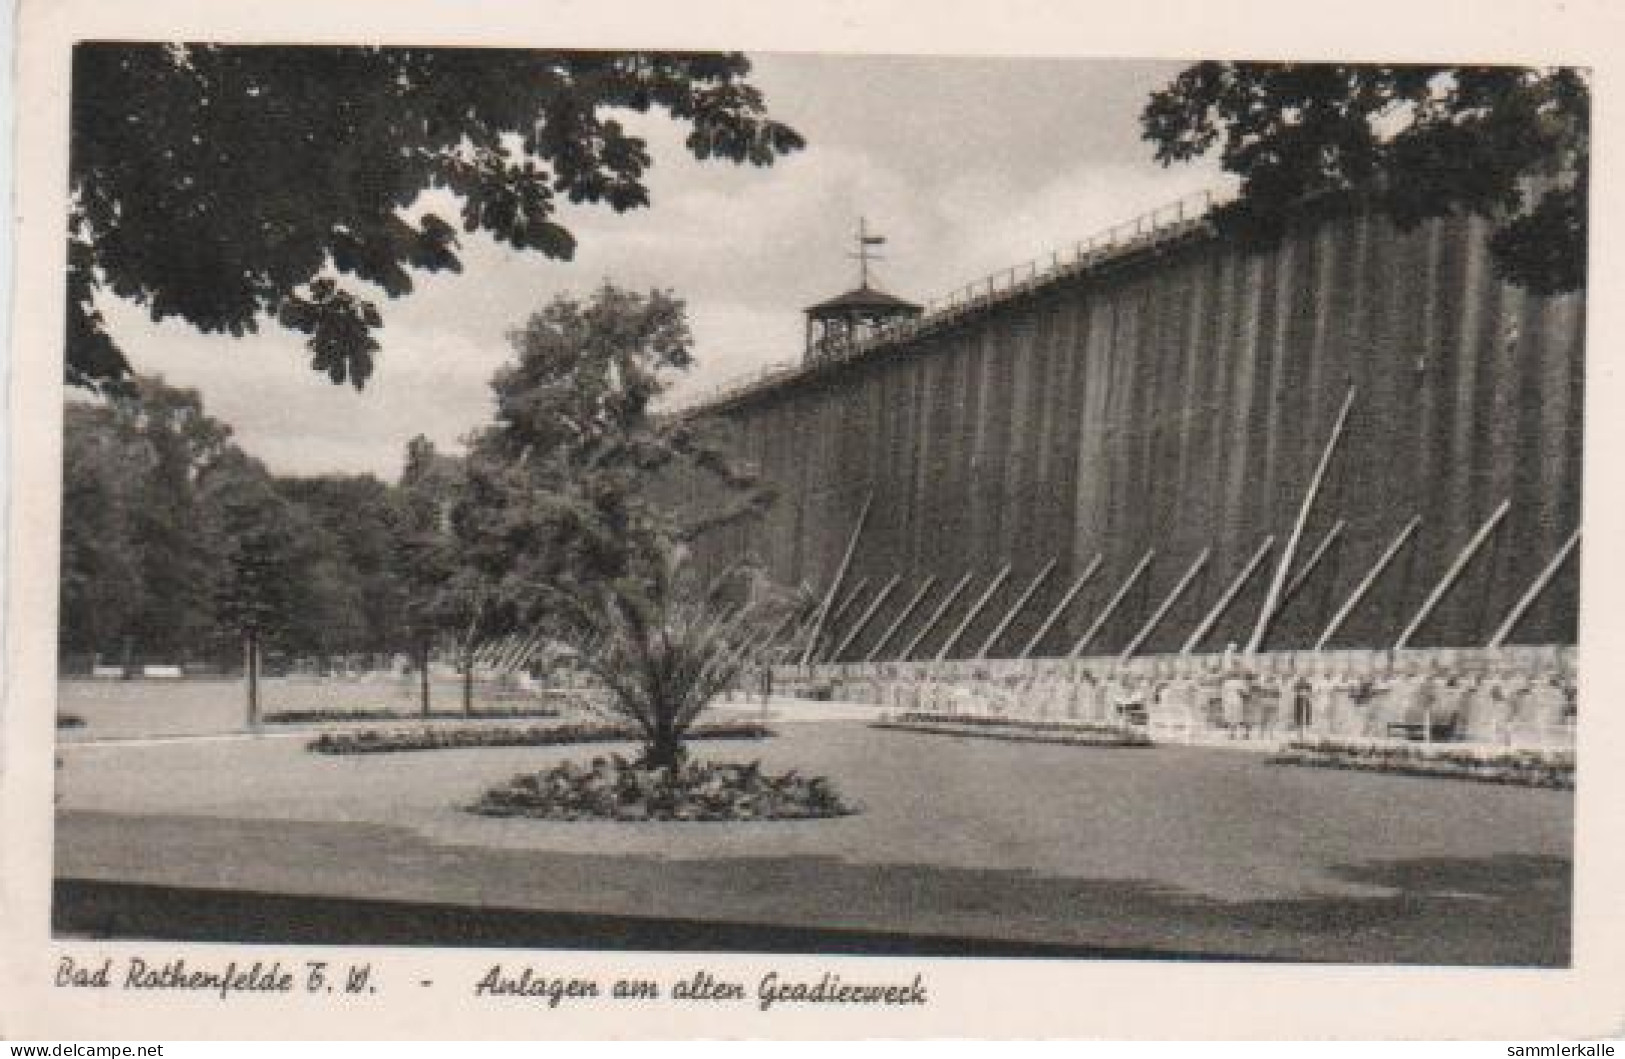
[803,217,922,364]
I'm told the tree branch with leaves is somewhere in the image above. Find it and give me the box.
[1142,63,1588,294]
[68,45,804,389]
[449,282,782,762]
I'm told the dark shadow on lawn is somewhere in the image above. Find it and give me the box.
[54,811,1570,966]
[56,878,1292,962]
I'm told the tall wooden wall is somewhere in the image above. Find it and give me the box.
[684,200,1585,661]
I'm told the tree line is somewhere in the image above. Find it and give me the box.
[61,374,433,672]
[59,285,777,680]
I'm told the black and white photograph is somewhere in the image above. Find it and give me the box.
[5,0,1624,1043]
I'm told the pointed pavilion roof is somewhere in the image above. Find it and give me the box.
[805,284,922,316]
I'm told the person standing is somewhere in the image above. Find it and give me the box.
[1220,668,1250,738]
[1312,669,1341,736]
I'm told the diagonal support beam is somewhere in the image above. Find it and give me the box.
[761,606,808,657]
[473,637,506,671]
[754,611,813,674]
[799,491,875,667]
[1068,550,1156,659]
[509,629,544,672]
[977,558,1059,660]
[899,571,976,662]
[1122,548,1210,661]
[1247,385,1357,654]
[780,610,826,665]
[512,630,549,673]
[1020,554,1102,660]
[1395,499,1511,650]
[808,580,869,666]
[866,575,939,664]
[1182,536,1274,655]
[936,564,1013,662]
[759,579,817,656]
[1487,529,1581,649]
[827,578,872,631]
[497,631,535,673]
[496,632,525,673]
[1280,519,1346,605]
[1315,516,1422,650]
[831,575,902,662]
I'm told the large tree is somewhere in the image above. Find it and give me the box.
[1142,63,1588,294]
[62,379,228,664]
[392,434,485,711]
[456,283,771,632]
[69,45,804,389]
[203,450,311,662]
[60,376,400,671]
[450,284,778,755]
[59,403,145,661]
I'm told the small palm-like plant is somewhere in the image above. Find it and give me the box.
[559,550,786,769]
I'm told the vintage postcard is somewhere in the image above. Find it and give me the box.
[4,0,1624,1042]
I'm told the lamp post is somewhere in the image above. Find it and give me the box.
[244,623,260,733]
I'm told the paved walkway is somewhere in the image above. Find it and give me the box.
[54,719,1572,964]
[59,678,883,744]
[56,698,881,749]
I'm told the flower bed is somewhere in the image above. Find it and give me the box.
[471,755,857,822]
[873,712,1151,748]
[1269,739,1574,789]
[307,720,773,755]
[266,704,565,725]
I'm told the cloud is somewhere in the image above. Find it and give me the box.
[102,302,506,476]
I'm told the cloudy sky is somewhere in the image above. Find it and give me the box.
[99,53,1230,479]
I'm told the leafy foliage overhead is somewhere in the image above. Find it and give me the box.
[69,45,804,389]
[1142,63,1588,294]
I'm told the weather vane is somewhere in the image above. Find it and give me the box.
[848,216,888,290]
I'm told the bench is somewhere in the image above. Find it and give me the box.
[1384,707,1462,742]
[1145,705,1195,743]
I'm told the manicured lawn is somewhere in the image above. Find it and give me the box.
[57,677,560,740]
[53,717,1571,964]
